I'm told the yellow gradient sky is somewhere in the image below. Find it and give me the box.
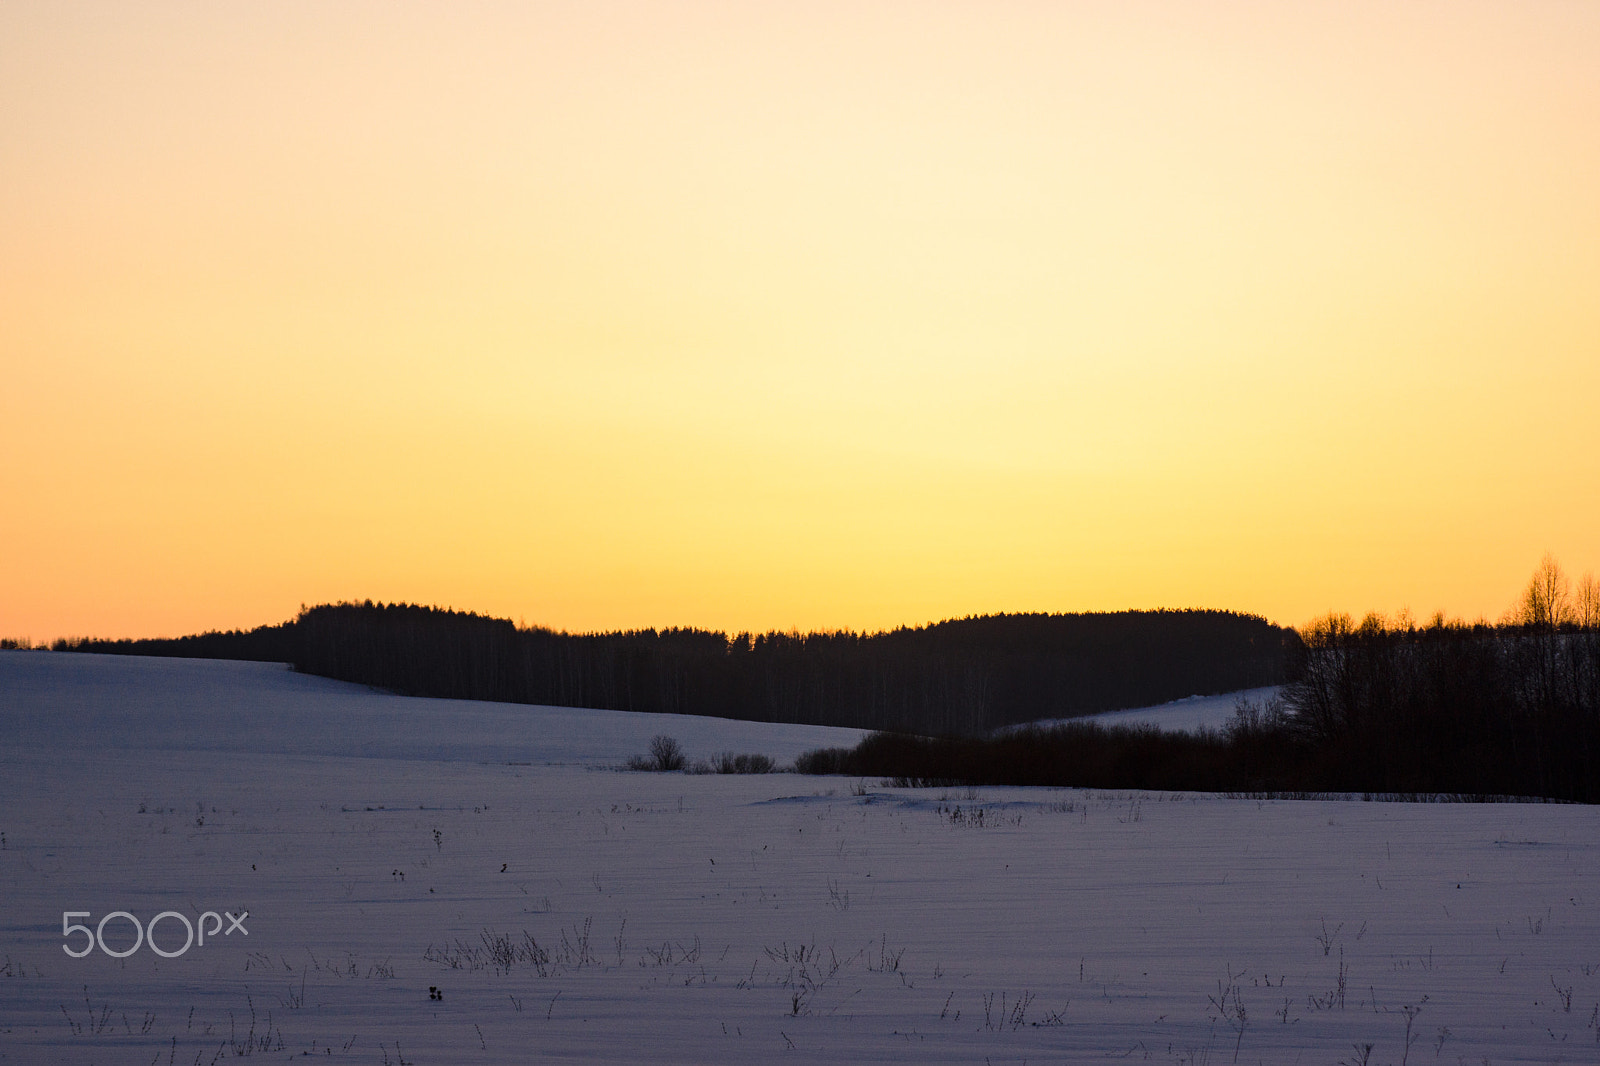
[3,1,1598,640]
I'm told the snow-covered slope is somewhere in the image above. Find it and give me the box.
[1,652,1596,1064]
[0,652,867,765]
[1071,685,1284,733]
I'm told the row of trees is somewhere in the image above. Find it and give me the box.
[55,603,1295,735]
[807,557,1600,801]
[50,623,297,661]
[290,603,1292,733]
[1284,556,1600,800]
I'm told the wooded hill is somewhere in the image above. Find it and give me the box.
[57,603,1295,734]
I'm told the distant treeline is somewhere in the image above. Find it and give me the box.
[805,558,1600,802]
[56,603,1293,734]
[51,623,297,662]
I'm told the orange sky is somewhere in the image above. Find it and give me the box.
[3,1,1597,641]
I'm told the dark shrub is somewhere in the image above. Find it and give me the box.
[713,752,775,774]
[794,747,856,775]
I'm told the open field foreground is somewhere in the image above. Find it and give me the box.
[2,655,1598,1064]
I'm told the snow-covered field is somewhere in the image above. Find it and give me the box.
[1043,686,1284,735]
[2,653,1597,1064]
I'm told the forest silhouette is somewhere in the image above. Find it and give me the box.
[47,558,1600,800]
[55,605,1291,734]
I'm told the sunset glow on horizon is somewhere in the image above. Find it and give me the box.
[3,1,1597,641]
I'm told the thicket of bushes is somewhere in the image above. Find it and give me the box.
[623,735,776,774]
[811,712,1301,792]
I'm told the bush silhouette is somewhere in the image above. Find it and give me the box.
[648,734,685,771]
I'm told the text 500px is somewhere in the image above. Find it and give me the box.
[62,910,249,958]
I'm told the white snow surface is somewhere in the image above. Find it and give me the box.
[1069,686,1285,734]
[2,651,1598,1064]
[0,652,867,765]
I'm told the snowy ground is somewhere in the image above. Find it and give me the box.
[2,653,1597,1064]
[0,653,868,766]
[1061,686,1284,735]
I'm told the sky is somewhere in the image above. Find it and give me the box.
[2,0,1597,641]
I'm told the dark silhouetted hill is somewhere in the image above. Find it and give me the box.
[55,602,1295,735]
[288,602,1292,733]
